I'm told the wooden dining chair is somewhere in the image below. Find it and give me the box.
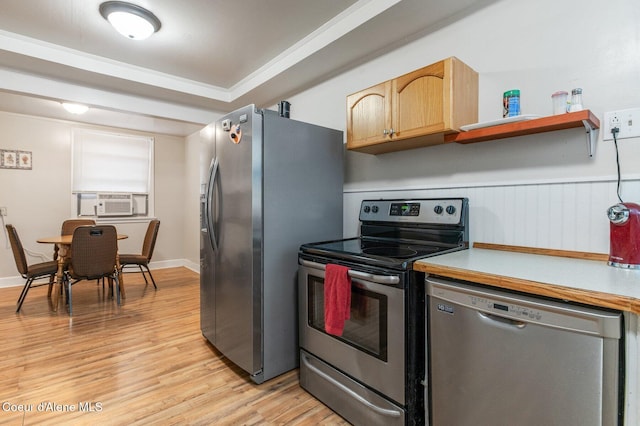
[64,225,120,315]
[53,218,96,261]
[6,224,59,313]
[119,219,160,289]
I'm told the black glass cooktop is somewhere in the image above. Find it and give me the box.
[301,198,469,271]
[300,237,462,270]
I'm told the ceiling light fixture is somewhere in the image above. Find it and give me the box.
[99,1,161,40]
[62,103,89,115]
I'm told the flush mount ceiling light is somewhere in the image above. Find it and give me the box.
[62,102,89,115]
[99,1,161,40]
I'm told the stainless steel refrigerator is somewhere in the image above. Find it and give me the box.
[200,104,344,384]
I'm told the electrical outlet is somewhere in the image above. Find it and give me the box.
[609,113,621,129]
[0,207,6,216]
[603,108,640,141]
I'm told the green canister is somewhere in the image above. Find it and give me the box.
[503,89,521,118]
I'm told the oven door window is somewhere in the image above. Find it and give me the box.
[307,275,388,361]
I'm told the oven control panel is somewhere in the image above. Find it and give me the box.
[359,198,466,225]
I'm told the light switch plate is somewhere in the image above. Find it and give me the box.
[603,108,640,141]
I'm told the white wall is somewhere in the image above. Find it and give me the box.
[284,0,640,253]
[0,112,188,285]
[183,122,218,271]
[184,131,202,272]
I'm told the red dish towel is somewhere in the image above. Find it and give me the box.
[324,264,352,336]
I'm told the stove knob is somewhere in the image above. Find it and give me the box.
[372,205,379,213]
[363,206,371,213]
[446,205,456,215]
[434,205,443,215]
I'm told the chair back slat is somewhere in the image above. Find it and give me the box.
[141,220,160,260]
[70,225,118,279]
[6,224,28,276]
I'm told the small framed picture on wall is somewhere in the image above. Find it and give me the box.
[1,150,17,168]
[17,151,32,169]
[1,149,32,169]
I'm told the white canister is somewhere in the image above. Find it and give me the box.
[569,88,583,112]
[551,91,568,115]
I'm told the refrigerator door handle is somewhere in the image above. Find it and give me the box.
[205,157,219,252]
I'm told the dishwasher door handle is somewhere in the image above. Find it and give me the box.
[479,311,527,329]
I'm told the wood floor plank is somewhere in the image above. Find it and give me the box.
[0,268,348,425]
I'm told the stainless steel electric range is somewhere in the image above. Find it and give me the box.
[298,198,469,426]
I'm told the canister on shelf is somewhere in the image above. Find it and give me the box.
[551,91,569,115]
[569,88,583,112]
[503,89,521,118]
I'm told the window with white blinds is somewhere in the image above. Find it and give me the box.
[72,129,153,193]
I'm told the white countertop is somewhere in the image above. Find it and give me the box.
[414,247,640,313]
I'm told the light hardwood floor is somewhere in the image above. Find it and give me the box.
[0,267,348,425]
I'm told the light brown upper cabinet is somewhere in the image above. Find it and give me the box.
[347,57,478,154]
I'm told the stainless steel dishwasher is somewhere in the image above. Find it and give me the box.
[427,276,623,426]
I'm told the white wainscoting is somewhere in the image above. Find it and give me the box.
[344,179,640,254]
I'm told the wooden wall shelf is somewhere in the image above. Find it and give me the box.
[445,110,600,157]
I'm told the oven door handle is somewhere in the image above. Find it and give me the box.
[301,353,403,419]
[299,259,400,285]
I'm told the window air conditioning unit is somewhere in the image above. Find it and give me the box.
[97,193,133,216]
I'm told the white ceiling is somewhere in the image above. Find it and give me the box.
[0,0,494,136]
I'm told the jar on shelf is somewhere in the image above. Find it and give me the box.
[551,91,569,115]
[569,88,583,112]
[503,89,521,118]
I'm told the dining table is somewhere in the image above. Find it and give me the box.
[37,233,128,311]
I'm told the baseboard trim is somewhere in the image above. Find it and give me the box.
[0,258,200,288]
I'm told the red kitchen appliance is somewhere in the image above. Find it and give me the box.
[607,202,640,268]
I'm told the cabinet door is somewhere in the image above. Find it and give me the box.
[346,81,392,150]
[391,61,447,140]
